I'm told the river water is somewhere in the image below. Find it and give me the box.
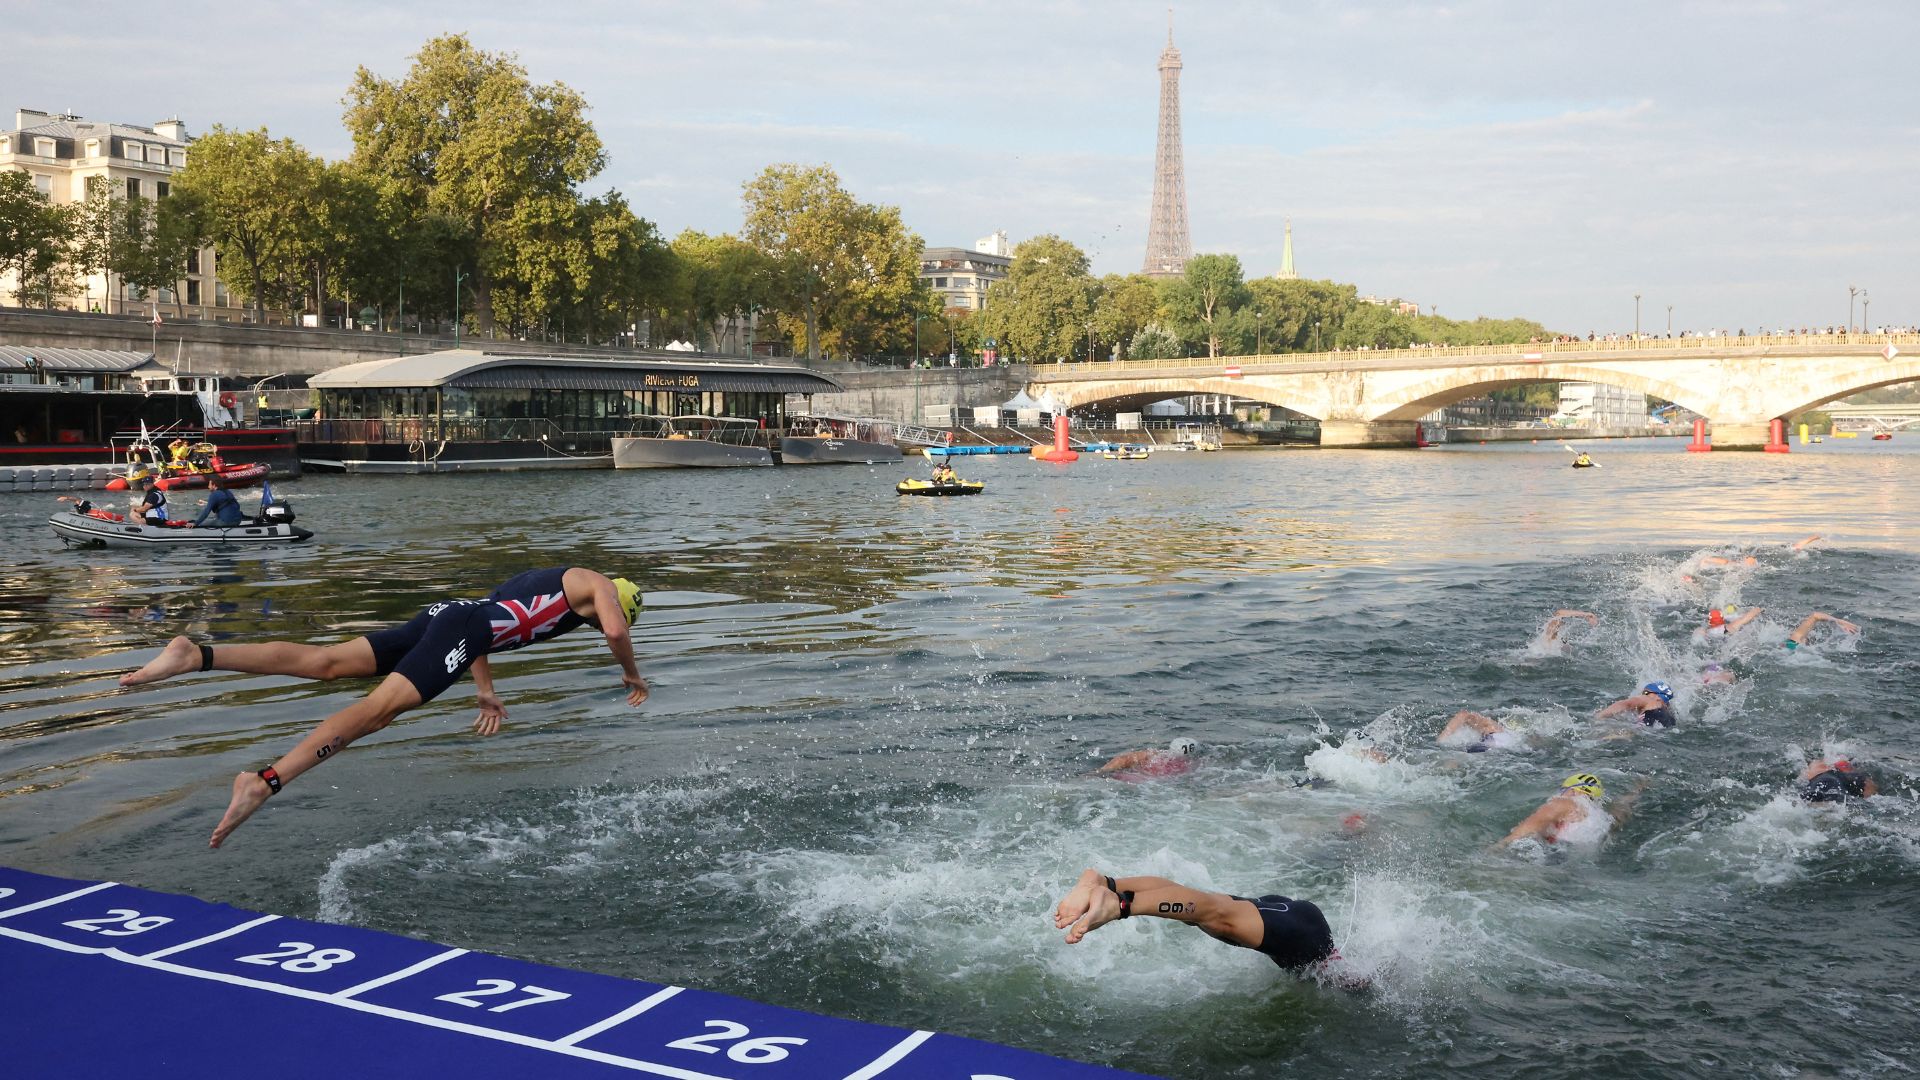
[2,440,1916,1078]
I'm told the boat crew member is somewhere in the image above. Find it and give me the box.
[168,437,192,467]
[1572,452,1593,467]
[931,461,958,484]
[1596,681,1677,727]
[133,477,169,525]
[118,567,648,848]
[189,476,247,528]
[1053,867,1342,975]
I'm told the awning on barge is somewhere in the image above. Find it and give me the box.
[309,349,841,395]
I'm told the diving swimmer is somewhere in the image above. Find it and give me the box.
[118,567,648,848]
[1496,773,1643,849]
[1054,867,1337,971]
[1596,681,1677,728]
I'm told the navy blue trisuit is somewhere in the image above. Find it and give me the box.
[365,567,590,702]
[1230,894,1336,969]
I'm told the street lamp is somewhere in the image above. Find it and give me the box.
[1255,309,1265,356]
[1633,293,1641,338]
[912,309,922,368]
[454,267,469,347]
[1848,284,1858,332]
[1313,319,1321,353]
[1666,304,1673,337]
[1860,290,1870,332]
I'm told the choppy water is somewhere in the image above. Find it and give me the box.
[2,439,1917,1078]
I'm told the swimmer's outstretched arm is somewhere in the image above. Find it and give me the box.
[1788,612,1859,643]
[1596,693,1658,720]
[469,656,506,736]
[1438,710,1502,742]
[584,573,648,706]
[1055,868,1262,948]
[1791,535,1821,551]
[1541,610,1597,643]
[1495,799,1570,848]
[1726,607,1765,633]
[1606,781,1649,827]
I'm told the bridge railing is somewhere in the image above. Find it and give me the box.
[1026,332,1920,380]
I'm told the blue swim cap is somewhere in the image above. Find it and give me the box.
[1644,681,1674,702]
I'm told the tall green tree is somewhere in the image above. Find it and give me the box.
[1244,277,1360,352]
[1164,253,1248,358]
[1092,273,1165,361]
[980,234,1095,362]
[175,126,321,323]
[667,229,769,351]
[111,187,207,317]
[577,194,675,347]
[0,171,69,308]
[345,33,605,337]
[740,163,925,360]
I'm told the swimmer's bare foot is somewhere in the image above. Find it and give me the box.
[1064,887,1123,944]
[1054,869,1105,932]
[210,771,272,848]
[121,635,202,687]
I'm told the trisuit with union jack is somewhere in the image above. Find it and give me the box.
[115,566,646,849]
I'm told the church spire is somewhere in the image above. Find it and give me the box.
[1277,218,1298,279]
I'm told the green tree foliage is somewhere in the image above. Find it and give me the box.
[1244,277,1359,353]
[1092,273,1164,361]
[174,127,322,323]
[1128,321,1185,360]
[740,163,927,360]
[0,171,71,308]
[1163,254,1249,358]
[110,187,207,316]
[345,33,605,337]
[980,234,1095,362]
[665,228,769,352]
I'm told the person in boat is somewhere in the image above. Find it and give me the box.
[167,437,192,469]
[1596,681,1677,728]
[1785,611,1859,652]
[1496,773,1644,849]
[1572,452,1593,467]
[117,567,649,848]
[931,461,959,485]
[1797,758,1879,803]
[1053,866,1340,974]
[133,476,170,525]
[1097,737,1199,778]
[189,475,247,528]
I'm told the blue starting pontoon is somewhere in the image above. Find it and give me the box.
[925,444,1034,456]
[0,865,1149,1080]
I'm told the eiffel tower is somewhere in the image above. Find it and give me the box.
[1141,14,1192,278]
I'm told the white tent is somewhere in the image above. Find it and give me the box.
[1000,389,1043,410]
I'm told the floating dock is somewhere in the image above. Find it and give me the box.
[0,464,127,492]
[0,865,1145,1080]
[925,445,1033,456]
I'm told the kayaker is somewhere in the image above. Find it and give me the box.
[190,475,247,528]
[932,461,958,485]
[1572,452,1593,467]
[117,567,649,848]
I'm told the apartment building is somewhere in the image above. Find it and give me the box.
[0,108,238,317]
[919,231,1013,313]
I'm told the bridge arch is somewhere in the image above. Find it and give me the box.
[1761,358,1920,419]
[1365,364,1715,423]
[1035,377,1330,420]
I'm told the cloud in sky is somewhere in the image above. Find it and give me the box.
[12,0,1916,331]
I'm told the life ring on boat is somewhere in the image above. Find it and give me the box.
[218,391,237,409]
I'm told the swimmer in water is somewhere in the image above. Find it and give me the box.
[1539,609,1598,650]
[1784,611,1859,653]
[1697,605,1764,640]
[1054,867,1338,973]
[118,567,648,848]
[1436,710,1529,752]
[1791,535,1821,551]
[1496,773,1644,849]
[1596,681,1677,728]
[1796,758,1879,803]
[1698,555,1759,569]
[1097,738,1199,777]
[1700,663,1736,685]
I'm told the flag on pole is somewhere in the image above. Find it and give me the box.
[150,304,162,327]
[259,480,274,509]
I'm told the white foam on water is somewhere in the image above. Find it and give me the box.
[1301,742,1458,800]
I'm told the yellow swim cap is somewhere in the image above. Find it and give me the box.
[612,577,641,624]
[1560,773,1604,799]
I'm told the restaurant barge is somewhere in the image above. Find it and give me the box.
[296,350,843,473]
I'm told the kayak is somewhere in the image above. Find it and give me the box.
[105,462,270,492]
[50,508,312,548]
[1571,462,1597,468]
[897,479,985,497]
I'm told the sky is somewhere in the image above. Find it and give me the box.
[10,0,1917,333]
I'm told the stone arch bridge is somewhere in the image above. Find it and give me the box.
[1025,334,1920,447]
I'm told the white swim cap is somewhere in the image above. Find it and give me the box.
[1170,738,1199,756]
